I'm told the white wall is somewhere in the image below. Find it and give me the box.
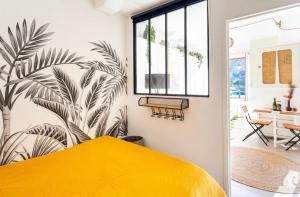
[126,0,300,193]
[249,38,300,109]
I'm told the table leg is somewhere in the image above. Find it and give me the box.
[273,113,277,148]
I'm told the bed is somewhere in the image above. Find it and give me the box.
[0,136,225,197]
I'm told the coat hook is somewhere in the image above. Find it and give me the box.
[172,109,176,120]
[157,108,162,118]
[164,108,169,119]
[180,110,184,121]
[151,107,156,117]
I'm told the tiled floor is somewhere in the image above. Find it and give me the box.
[230,126,300,197]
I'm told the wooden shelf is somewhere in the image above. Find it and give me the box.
[138,97,189,121]
[143,104,182,110]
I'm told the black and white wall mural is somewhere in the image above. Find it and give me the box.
[0,19,127,165]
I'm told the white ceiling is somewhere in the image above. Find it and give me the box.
[120,0,170,15]
[229,5,300,54]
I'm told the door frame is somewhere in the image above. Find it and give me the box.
[224,3,300,196]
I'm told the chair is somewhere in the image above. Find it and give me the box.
[282,123,300,151]
[241,106,272,146]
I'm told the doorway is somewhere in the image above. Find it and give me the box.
[227,4,300,197]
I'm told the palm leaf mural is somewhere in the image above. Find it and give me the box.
[53,67,80,122]
[117,106,128,136]
[80,66,96,89]
[106,106,128,137]
[0,19,53,64]
[9,73,61,100]
[102,75,127,107]
[87,105,107,129]
[0,132,27,165]
[30,136,62,158]
[0,18,128,165]
[95,111,110,137]
[53,67,79,105]
[19,135,63,160]
[14,48,82,80]
[32,98,69,123]
[85,76,106,111]
[90,41,125,75]
[68,122,91,144]
[78,61,118,77]
[26,123,68,147]
[0,19,84,145]
[85,41,127,107]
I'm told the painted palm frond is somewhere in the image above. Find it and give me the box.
[0,65,9,81]
[95,111,109,137]
[10,73,60,99]
[102,75,127,106]
[0,19,53,65]
[89,41,127,106]
[117,106,128,136]
[0,132,27,165]
[80,66,96,89]
[53,67,79,105]
[19,135,63,160]
[68,122,91,144]
[106,106,128,137]
[26,123,68,147]
[82,76,107,130]
[85,76,106,110]
[31,135,63,158]
[87,105,107,129]
[106,121,121,137]
[32,98,69,123]
[79,61,118,77]
[14,48,83,80]
[90,41,126,76]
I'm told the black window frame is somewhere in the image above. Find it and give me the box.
[132,0,209,97]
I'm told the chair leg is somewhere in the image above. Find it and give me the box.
[254,125,268,146]
[243,131,255,141]
[286,130,300,151]
[243,125,268,146]
[286,138,300,151]
[285,136,297,145]
[256,131,268,146]
[257,127,269,142]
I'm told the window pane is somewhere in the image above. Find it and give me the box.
[167,9,185,95]
[229,57,246,98]
[150,15,166,94]
[136,20,149,93]
[187,1,208,95]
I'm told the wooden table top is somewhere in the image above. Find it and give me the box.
[254,108,300,116]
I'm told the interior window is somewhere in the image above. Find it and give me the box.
[133,0,208,97]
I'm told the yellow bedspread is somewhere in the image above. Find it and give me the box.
[0,136,225,197]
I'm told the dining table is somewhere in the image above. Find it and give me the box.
[254,108,300,147]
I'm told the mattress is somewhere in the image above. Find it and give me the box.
[0,136,225,197]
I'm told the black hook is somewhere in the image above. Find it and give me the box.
[151,107,156,117]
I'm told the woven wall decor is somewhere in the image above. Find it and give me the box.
[278,49,292,84]
[262,51,276,84]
